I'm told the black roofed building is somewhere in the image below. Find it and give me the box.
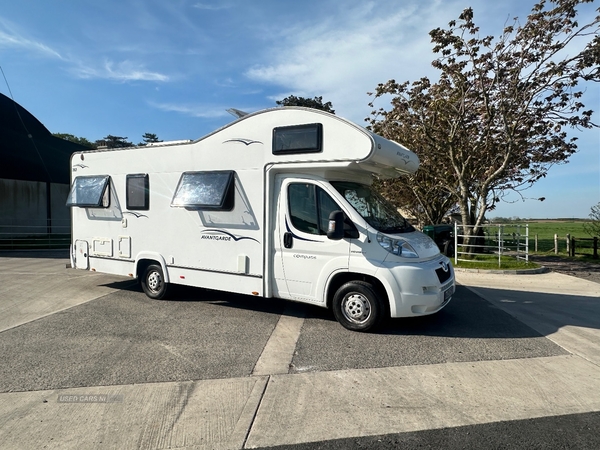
[0,92,90,249]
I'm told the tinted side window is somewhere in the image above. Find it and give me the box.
[288,183,319,234]
[273,123,322,155]
[126,174,149,210]
[288,183,340,235]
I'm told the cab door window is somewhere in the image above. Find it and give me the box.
[288,183,339,235]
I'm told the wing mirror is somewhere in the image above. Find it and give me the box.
[327,210,345,240]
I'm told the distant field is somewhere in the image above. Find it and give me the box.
[458,220,596,257]
[525,221,590,239]
[501,220,596,255]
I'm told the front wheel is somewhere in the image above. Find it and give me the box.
[332,281,385,332]
[141,264,170,300]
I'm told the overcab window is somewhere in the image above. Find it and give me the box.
[126,174,149,210]
[66,175,110,208]
[171,171,235,210]
[273,123,322,155]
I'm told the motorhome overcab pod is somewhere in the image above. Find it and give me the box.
[67,107,455,331]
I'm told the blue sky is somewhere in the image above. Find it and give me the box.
[1,0,598,219]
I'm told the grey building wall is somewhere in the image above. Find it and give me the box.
[0,179,70,236]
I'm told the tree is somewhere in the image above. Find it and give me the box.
[583,202,600,237]
[367,0,599,245]
[373,168,458,226]
[95,135,133,148]
[276,95,335,114]
[53,133,95,149]
[139,133,162,146]
[368,76,462,226]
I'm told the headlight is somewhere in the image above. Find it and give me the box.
[377,233,419,258]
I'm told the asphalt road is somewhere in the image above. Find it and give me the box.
[0,284,566,394]
[255,412,600,450]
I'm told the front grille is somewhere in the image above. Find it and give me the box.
[435,265,452,284]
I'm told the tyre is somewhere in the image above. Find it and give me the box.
[141,264,170,300]
[332,281,385,332]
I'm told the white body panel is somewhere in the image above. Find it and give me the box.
[69,107,453,321]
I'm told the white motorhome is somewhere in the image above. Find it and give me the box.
[67,107,454,331]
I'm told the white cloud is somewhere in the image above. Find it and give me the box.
[243,0,462,122]
[192,3,231,11]
[0,17,170,83]
[72,60,169,82]
[149,101,231,118]
[0,18,62,59]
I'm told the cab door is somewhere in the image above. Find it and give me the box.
[272,177,351,303]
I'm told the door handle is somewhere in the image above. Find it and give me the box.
[283,232,293,249]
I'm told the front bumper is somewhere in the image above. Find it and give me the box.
[380,255,455,317]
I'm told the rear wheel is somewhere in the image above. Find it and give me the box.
[332,281,385,332]
[141,264,170,299]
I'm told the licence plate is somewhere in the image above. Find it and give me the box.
[443,285,454,301]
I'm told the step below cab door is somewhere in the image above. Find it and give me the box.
[272,176,351,304]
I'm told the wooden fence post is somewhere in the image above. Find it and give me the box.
[535,234,538,252]
[554,234,558,254]
[566,234,570,256]
[570,237,575,257]
[594,237,598,259]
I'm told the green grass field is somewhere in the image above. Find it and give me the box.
[524,220,596,255]
[478,220,598,259]
[526,221,590,239]
[452,220,598,268]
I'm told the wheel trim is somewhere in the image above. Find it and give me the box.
[342,293,372,324]
[147,271,162,293]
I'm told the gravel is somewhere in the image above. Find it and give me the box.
[530,255,600,284]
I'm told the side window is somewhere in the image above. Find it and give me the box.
[288,184,319,234]
[126,174,149,210]
[171,171,235,211]
[66,175,110,208]
[273,123,322,155]
[288,183,340,235]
